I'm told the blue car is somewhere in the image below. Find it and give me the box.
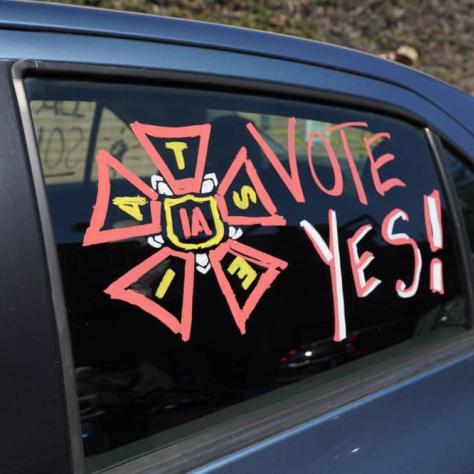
[2,2,474,473]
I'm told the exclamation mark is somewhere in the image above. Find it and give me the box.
[423,189,444,294]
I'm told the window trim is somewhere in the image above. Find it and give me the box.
[11,59,474,473]
[424,129,474,328]
[12,63,85,474]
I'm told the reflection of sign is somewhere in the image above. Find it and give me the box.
[30,100,154,184]
[31,100,95,184]
[84,117,445,344]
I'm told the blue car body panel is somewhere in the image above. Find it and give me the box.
[0,2,474,139]
[2,0,474,137]
[2,2,474,472]
[195,354,474,473]
[0,29,473,162]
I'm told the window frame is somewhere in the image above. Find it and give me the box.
[12,59,474,473]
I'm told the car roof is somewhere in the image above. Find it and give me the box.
[3,0,474,136]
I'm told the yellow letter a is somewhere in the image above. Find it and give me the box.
[112,196,148,221]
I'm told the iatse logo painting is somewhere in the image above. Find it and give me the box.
[83,122,288,342]
[83,119,444,343]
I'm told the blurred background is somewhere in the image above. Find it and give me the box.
[50,0,473,94]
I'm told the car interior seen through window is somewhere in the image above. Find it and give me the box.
[25,77,467,470]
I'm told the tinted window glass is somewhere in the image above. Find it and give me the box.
[443,143,474,251]
[25,78,466,470]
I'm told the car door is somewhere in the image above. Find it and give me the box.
[2,6,474,473]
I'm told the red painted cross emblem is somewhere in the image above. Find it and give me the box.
[83,122,288,341]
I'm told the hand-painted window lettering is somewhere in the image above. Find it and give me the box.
[27,78,465,463]
[83,117,445,342]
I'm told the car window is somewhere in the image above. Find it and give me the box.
[443,143,474,251]
[25,77,468,471]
